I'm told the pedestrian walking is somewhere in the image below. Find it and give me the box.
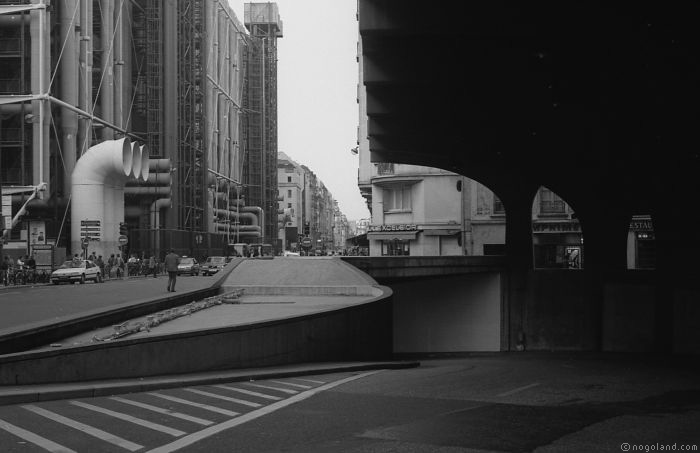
[148,255,157,278]
[96,255,105,279]
[115,253,125,279]
[164,248,180,292]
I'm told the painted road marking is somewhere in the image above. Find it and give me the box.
[212,385,283,401]
[22,405,142,451]
[496,382,541,397]
[70,401,186,437]
[146,371,381,453]
[244,382,298,395]
[148,393,240,417]
[269,380,312,389]
[290,378,326,385]
[110,397,214,426]
[183,389,262,408]
[0,418,77,453]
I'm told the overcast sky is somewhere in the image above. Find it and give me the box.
[227,0,370,221]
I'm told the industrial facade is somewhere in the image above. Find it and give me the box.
[0,1,281,262]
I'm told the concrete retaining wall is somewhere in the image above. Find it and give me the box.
[0,288,393,385]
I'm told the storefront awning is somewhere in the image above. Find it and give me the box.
[367,231,418,241]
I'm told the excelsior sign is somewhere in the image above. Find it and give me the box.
[368,224,418,233]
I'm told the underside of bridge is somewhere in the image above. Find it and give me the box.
[358,1,700,354]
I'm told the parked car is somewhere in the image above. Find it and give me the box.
[283,251,300,257]
[177,257,200,276]
[201,256,227,276]
[51,260,102,284]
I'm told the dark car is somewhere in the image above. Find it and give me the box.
[177,257,200,276]
[201,256,227,276]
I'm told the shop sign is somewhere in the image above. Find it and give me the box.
[629,219,653,231]
[532,222,581,233]
[368,224,418,233]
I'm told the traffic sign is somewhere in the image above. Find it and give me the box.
[81,237,89,249]
[301,237,312,248]
[118,235,128,245]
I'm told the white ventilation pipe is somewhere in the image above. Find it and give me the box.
[71,138,148,258]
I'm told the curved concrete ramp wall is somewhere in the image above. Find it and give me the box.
[0,258,392,385]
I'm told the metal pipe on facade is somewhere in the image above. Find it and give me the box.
[125,172,171,186]
[149,158,172,172]
[59,0,79,196]
[78,0,92,156]
[124,186,170,196]
[100,0,114,140]
[151,197,171,254]
[29,1,49,195]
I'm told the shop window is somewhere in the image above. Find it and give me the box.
[384,185,412,212]
[627,215,655,269]
[532,186,583,269]
[381,239,410,256]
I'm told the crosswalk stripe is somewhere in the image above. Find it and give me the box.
[70,401,186,437]
[244,383,298,395]
[148,393,240,417]
[22,405,142,452]
[110,397,214,426]
[146,371,382,453]
[269,380,312,389]
[290,378,326,385]
[212,385,283,401]
[184,389,262,408]
[0,418,77,453]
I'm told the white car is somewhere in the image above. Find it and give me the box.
[51,260,103,284]
[283,251,300,257]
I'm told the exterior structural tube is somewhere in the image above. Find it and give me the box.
[151,198,171,254]
[213,208,257,225]
[71,138,137,258]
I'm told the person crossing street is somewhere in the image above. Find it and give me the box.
[164,249,180,292]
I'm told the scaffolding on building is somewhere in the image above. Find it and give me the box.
[244,3,282,244]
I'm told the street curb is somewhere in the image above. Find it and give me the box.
[0,361,420,406]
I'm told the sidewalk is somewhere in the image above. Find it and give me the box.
[0,360,420,406]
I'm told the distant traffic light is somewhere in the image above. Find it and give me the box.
[119,222,128,236]
[303,221,310,236]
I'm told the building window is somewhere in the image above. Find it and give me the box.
[493,196,505,215]
[287,203,292,209]
[539,187,566,214]
[287,176,292,183]
[376,163,394,175]
[381,239,410,256]
[287,189,292,198]
[384,185,412,212]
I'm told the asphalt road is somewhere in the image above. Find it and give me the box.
[0,273,217,333]
[0,355,698,452]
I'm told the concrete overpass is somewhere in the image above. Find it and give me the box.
[357,2,700,354]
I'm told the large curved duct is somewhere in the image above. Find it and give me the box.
[70,138,144,258]
[241,206,264,233]
[215,223,261,232]
[213,208,258,226]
